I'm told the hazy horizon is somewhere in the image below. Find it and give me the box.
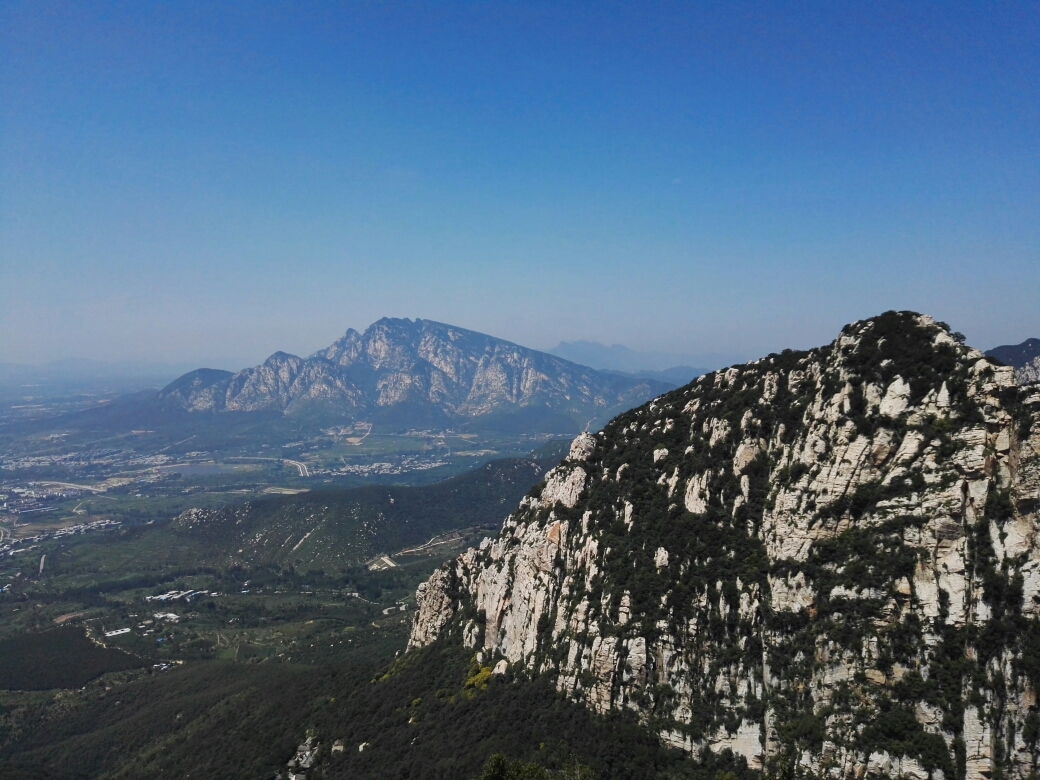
[3,3,1038,365]
[0,318,735,376]
[0,312,1032,381]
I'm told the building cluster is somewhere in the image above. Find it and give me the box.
[0,447,125,472]
[144,589,213,604]
[0,484,83,515]
[1,518,121,558]
[51,518,121,538]
[322,455,448,477]
[0,448,215,499]
[281,736,349,778]
[286,736,320,778]
[101,611,188,639]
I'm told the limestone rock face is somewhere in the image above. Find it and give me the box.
[222,353,365,414]
[158,318,668,428]
[540,466,587,509]
[409,312,1040,780]
[1017,357,1040,386]
[156,368,234,412]
[568,433,597,462]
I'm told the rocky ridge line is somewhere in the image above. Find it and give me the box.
[158,318,670,429]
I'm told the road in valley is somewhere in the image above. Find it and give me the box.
[226,455,310,478]
[283,460,310,477]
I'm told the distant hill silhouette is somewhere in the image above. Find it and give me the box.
[986,337,1040,367]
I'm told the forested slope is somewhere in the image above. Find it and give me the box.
[169,456,558,571]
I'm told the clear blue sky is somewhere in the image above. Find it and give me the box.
[2,1,1038,368]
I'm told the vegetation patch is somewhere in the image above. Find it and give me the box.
[0,626,145,690]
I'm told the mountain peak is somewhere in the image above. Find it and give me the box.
[410,312,1037,778]
[157,318,673,430]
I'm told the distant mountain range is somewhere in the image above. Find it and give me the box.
[157,318,673,433]
[603,366,706,385]
[986,337,1040,385]
[547,339,743,379]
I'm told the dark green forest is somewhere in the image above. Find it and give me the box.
[0,633,753,780]
[0,626,145,690]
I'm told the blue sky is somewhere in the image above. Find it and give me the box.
[2,1,1038,368]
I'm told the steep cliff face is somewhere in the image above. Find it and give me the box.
[1015,358,1040,387]
[158,318,669,429]
[410,312,1040,780]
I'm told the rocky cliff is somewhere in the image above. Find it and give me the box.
[409,312,1040,780]
[1018,359,1040,387]
[157,318,669,430]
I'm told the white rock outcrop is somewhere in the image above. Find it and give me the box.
[540,466,587,509]
[1017,356,1040,386]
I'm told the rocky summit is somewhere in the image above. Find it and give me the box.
[157,318,670,430]
[410,311,1040,780]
